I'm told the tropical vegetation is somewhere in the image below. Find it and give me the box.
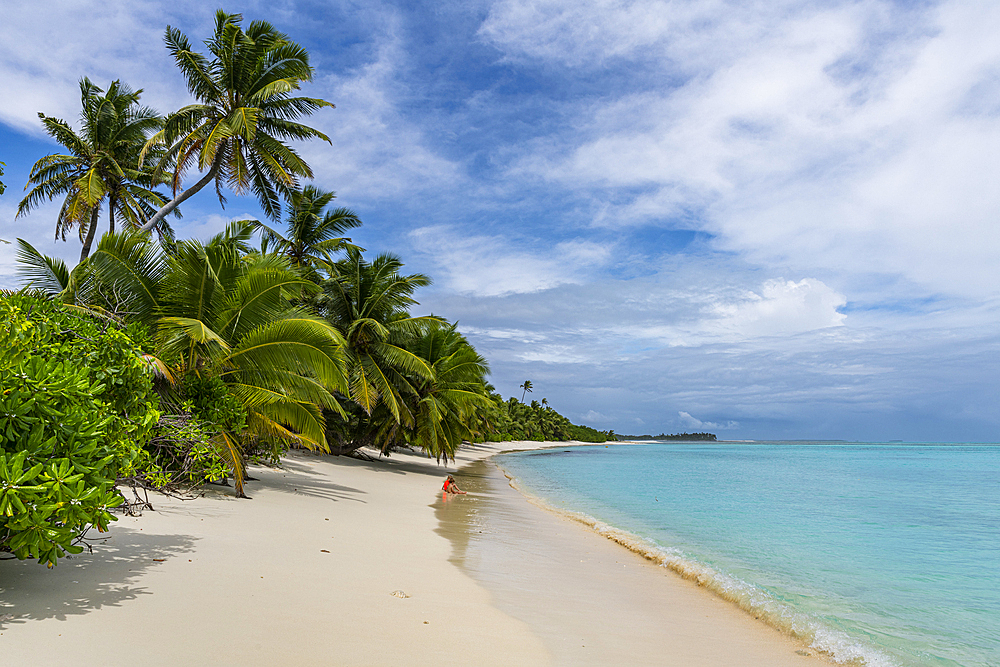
[0,293,160,567]
[254,185,361,281]
[3,9,613,568]
[17,78,172,261]
[137,11,333,233]
[480,394,612,443]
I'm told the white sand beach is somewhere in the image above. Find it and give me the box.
[0,442,826,666]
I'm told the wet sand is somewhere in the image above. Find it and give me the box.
[436,455,831,666]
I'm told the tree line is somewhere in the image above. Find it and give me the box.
[619,433,718,441]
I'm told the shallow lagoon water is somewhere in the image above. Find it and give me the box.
[496,442,1000,667]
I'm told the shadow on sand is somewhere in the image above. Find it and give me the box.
[255,455,370,503]
[327,446,488,479]
[0,527,197,629]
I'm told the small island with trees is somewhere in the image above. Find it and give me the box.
[619,432,718,441]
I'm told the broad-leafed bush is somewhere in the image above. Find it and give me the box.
[0,292,159,567]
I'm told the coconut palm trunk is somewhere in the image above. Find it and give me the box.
[80,207,100,261]
[137,157,222,234]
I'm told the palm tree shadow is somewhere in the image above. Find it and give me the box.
[334,454,453,478]
[0,527,197,628]
[258,456,369,503]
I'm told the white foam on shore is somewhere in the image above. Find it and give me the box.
[496,464,900,667]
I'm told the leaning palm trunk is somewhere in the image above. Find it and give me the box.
[137,156,221,234]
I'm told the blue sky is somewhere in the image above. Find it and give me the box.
[1,0,998,441]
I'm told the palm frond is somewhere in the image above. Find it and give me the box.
[210,430,247,496]
[87,232,164,325]
[15,239,70,296]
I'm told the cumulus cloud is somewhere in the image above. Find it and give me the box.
[708,278,846,337]
[610,276,847,346]
[581,409,608,423]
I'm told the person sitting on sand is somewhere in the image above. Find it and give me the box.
[442,475,467,495]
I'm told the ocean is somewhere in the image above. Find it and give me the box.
[494,442,1000,667]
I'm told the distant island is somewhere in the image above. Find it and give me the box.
[618,432,718,441]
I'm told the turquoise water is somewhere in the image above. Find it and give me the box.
[495,443,1000,667]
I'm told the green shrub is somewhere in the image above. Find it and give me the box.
[182,374,247,433]
[142,415,230,487]
[0,293,160,567]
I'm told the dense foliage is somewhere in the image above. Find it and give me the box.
[0,293,160,566]
[138,11,334,232]
[86,225,348,495]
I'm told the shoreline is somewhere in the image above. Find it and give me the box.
[439,442,831,666]
[1,440,825,665]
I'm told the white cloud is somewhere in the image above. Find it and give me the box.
[0,3,208,134]
[616,277,847,346]
[518,344,592,364]
[461,326,549,343]
[581,409,608,422]
[487,0,1000,302]
[300,24,464,204]
[409,224,612,296]
[708,278,846,337]
[480,0,809,71]
[677,411,739,431]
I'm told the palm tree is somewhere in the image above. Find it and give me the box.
[83,222,349,495]
[255,185,361,280]
[403,322,491,461]
[520,380,533,402]
[0,161,6,195]
[314,249,440,451]
[17,78,169,261]
[138,11,334,234]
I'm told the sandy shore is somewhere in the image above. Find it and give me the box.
[1,441,824,665]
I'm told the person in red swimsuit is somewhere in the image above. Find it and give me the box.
[442,475,466,495]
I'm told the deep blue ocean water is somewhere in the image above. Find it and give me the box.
[495,443,1000,667]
